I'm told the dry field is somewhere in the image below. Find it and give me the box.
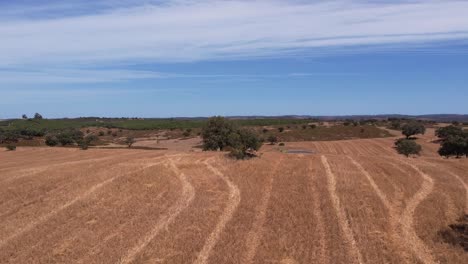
[0,134,467,263]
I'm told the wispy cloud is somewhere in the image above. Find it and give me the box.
[1,0,468,68]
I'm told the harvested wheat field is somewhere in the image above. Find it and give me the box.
[1,137,467,264]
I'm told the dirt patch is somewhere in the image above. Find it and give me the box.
[439,215,468,251]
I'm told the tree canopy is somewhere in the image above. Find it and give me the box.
[401,122,426,138]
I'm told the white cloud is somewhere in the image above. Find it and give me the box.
[1,0,468,67]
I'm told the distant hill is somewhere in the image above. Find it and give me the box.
[226,114,468,122]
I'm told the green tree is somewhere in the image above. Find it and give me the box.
[395,139,422,157]
[34,113,43,119]
[201,116,236,151]
[202,116,261,159]
[438,135,466,158]
[435,125,464,141]
[401,122,426,139]
[22,114,28,119]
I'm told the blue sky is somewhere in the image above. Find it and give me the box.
[1,0,468,118]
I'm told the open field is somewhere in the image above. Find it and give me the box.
[1,135,467,263]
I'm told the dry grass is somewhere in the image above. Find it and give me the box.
[0,133,467,263]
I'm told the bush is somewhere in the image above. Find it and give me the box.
[98,131,105,136]
[78,141,89,150]
[267,135,278,145]
[0,130,20,144]
[278,127,284,133]
[262,128,269,133]
[183,129,191,137]
[279,142,285,146]
[395,139,422,157]
[389,120,401,130]
[125,137,136,148]
[401,122,426,139]
[6,145,16,151]
[83,135,98,146]
[45,135,59,146]
[309,124,317,129]
[302,125,307,130]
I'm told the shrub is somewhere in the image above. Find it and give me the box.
[262,128,269,133]
[267,135,278,145]
[107,130,112,135]
[56,133,74,146]
[98,131,105,136]
[125,137,136,148]
[78,141,89,150]
[227,129,261,160]
[279,142,285,146]
[183,129,191,137]
[45,135,59,146]
[6,145,16,151]
[395,139,422,157]
[401,122,426,139]
[278,127,284,133]
[0,130,20,144]
[389,121,401,130]
[22,114,28,119]
[112,132,118,137]
[309,124,317,129]
[302,125,307,130]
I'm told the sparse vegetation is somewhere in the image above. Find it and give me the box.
[267,135,278,145]
[125,137,136,148]
[5,144,16,151]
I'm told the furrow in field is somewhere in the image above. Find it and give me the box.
[119,157,195,264]
[320,155,363,264]
[242,156,283,264]
[194,158,241,264]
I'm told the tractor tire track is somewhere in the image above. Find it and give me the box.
[321,155,363,264]
[194,158,241,264]
[396,159,436,264]
[308,158,329,264]
[348,156,415,263]
[0,157,167,249]
[119,157,195,264]
[242,156,283,264]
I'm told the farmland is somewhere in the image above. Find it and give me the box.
[0,130,467,264]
